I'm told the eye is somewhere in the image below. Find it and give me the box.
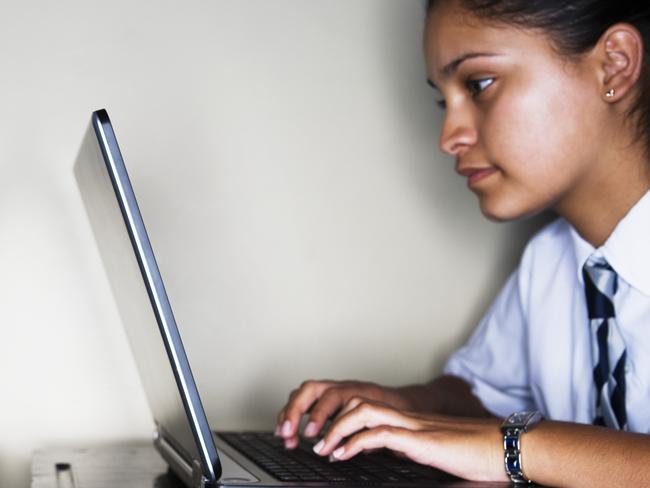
[467,77,495,96]
[434,77,495,110]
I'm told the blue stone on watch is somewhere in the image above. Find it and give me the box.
[505,435,519,450]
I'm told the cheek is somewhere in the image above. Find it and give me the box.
[476,77,599,219]
[484,78,595,192]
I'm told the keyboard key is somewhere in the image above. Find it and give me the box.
[219,432,444,484]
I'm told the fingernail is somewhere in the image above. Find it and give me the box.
[332,447,345,459]
[304,422,317,437]
[281,420,292,437]
[274,425,280,436]
[284,437,298,449]
[312,439,324,454]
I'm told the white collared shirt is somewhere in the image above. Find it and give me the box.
[444,190,650,433]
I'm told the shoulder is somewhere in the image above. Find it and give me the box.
[519,216,573,269]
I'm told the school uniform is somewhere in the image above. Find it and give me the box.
[444,190,650,433]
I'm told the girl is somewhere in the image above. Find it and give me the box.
[276,1,650,485]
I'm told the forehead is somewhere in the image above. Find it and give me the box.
[424,2,556,82]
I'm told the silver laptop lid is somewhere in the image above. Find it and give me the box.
[74,109,221,487]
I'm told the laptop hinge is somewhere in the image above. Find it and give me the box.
[154,430,210,488]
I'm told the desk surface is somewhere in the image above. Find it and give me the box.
[31,444,184,488]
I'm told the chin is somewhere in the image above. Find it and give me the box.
[478,196,545,223]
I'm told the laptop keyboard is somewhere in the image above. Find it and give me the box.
[219,431,449,484]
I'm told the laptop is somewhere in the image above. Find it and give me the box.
[74,109,484,488]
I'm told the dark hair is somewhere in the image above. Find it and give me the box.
[426,0,650,158]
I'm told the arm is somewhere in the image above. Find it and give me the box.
[312,400,650,486]
[523,421,650,487]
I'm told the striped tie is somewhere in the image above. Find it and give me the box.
[582,257,627,430]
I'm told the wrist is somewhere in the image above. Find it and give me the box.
[501,411,544,484]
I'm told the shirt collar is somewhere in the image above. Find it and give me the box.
[571,189,650,296]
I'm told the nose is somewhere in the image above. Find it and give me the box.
[438,110,478,157]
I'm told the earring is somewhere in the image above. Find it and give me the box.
[605,88,616,98]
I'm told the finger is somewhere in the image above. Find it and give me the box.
[333,394,399,422]
[276,387,302,426]
[332,394,367,420]
[276,387,305,429]
[330,426,423,462]
[277,380,333,440]
[304,387,356,438]
[315,401,420,456]
[284,436,299,450]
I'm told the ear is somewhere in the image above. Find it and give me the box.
[597,23,644,103]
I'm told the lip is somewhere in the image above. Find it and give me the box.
[456,166,497,187]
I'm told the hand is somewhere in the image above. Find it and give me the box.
[311,397,508,483]
[276,380,413,449]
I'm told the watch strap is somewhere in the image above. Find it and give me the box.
[501,411,543,484]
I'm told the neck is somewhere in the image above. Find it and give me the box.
[555,147,650,248]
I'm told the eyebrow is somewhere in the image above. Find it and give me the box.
[427,52,502,89]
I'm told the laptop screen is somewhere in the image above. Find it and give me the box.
[74,109,221,485]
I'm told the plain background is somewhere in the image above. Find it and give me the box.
[0,1,550,487]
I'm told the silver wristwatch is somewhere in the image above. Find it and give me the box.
[501,411,544,484]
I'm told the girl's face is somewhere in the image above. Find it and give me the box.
[424,1,611,222]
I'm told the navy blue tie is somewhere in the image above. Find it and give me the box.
[582,257,627,430]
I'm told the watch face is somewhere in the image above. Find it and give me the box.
[503,411,543,430]
[507,412,530,425]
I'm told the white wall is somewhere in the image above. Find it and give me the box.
[0,1,548,487]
